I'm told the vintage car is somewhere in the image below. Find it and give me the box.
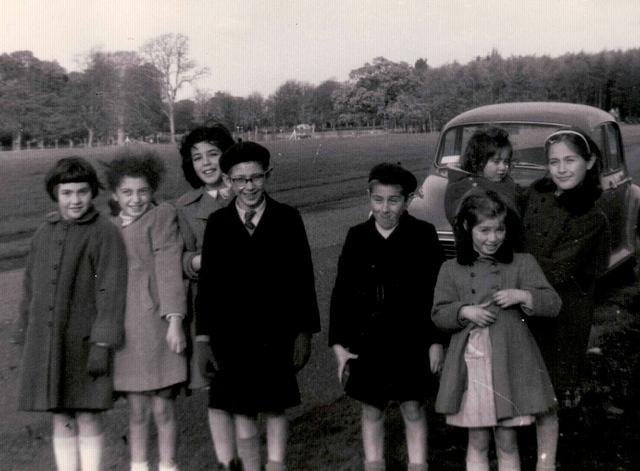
[408,102,640,271]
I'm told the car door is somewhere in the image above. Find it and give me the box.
[596,122,631,266]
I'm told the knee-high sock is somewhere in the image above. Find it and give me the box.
[130,461,149,471]
[265,460,287,471]
[53,436,79,471]
[78,434,103,471]
[237,435,261,471]
[364,460,385,471]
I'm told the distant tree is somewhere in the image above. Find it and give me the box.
[310,80,341,129]
[140,33,208,143]
[0,51,69,149]
[173,99,196,133]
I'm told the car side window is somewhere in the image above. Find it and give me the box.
[601,123,623,171]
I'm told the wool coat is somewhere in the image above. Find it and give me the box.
[521,178,610,391]
[444,170,524,225]
[175,187,231,389]
[432,253,561,420]
[14,208,127,411]
[328,213,444,404]
[196,194,320,413]
[112,203,188,392]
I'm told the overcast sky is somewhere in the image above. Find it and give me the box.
[2,0,639,98]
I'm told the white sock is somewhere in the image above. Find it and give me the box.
[78,434,103,471]
[53,436,79,471]
[130,461,149,471]
[158,462,179,471]
[496,451,521,471]
[465,459,490,471]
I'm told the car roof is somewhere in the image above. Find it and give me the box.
[444,102,615,138]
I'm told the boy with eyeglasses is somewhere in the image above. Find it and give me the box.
[196,141,320,471]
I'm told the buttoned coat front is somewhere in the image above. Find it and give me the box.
[112,203,188,392]
[522,179,610,391]
[432,253,561,420]
[197,195,320,413]
[175,188,231,389]
[15,208,127,411]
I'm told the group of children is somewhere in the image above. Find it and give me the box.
[12,122,608,471]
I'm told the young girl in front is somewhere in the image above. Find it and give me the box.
[12,157,127,471]
[105,151,188,471]
[432,190,561,471]
[444,126,522,225]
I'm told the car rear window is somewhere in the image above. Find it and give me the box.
[438,123,563,168]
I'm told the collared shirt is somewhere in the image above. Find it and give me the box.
[205,184,230,200]
[374,221,397,239]
[236,197,267,230]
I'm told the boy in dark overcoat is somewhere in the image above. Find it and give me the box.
[196,141,320,471]
[329,163,445,471]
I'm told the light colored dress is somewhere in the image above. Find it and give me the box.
[113,203,187,392]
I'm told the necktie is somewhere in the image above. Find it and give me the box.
[244,210,256,231]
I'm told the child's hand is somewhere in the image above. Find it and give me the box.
[86,344,110,378]
[292,332,312,373]
[460,302,496,328]
[332,344,358,383]
[429,343,444,374]
[493,289,530,308]
[166,316,186,354]
[191,254,202,272]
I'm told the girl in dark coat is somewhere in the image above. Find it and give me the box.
[433,190,561,471]
[522,128,610,471]
[12,157,128,471]
[105,152,187,471]
[444,127,524,237]
[329,163,445,471]
[175,125,240,471]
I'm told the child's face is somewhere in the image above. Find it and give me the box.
[471,215,506,257]
[112,176,153,219]
[191,141,223,188]
[225,161,270,210]
[57,182,93,220]
[547,141,595,192]
[482,148,511,182]
[369,182,408,230]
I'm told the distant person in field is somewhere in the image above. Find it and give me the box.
[444,127,523,228]
[11,157,128,471]
[175,124,241,470]
[329,163,445,471]
[196,141,320,471]
[521,128,610,471]
[105,152,188,471]
[433,189,561,471]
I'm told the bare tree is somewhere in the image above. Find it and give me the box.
[140,33,208,143]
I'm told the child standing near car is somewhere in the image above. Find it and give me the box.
[433,189,561,471]
[12,157,128,471]
[329,163,445,471]
[196,141,320,471]
[444,126,523,226]
[104,151,187,471]
[521,128,610,471]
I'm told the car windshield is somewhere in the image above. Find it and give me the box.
[438,123,564,169]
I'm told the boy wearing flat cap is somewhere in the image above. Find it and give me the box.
[196,141,320,471]
[329,163,445,471]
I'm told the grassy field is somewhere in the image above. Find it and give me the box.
[0,129,639,470]
[0,133,437,270]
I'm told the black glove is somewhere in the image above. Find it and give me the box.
[87,344,110,378]
[292,332,311,373]
[196,342,218,379]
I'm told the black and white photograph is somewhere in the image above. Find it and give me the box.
[1,1,639,470]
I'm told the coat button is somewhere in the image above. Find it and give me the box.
[470,272,475,277]
[49,306,54,311]
[471,289,476,294]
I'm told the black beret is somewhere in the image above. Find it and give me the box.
[220,141,271,174]
[368,162,417,196]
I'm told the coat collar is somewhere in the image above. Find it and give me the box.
[46,206,99,225]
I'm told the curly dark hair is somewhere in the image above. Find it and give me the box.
[459,126,513,175]
[453,189,516,265]
[45,157,102,202]
[103,149,166,192]
[179,124,235,188]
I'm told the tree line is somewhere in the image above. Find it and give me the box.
[2,43,640,150]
